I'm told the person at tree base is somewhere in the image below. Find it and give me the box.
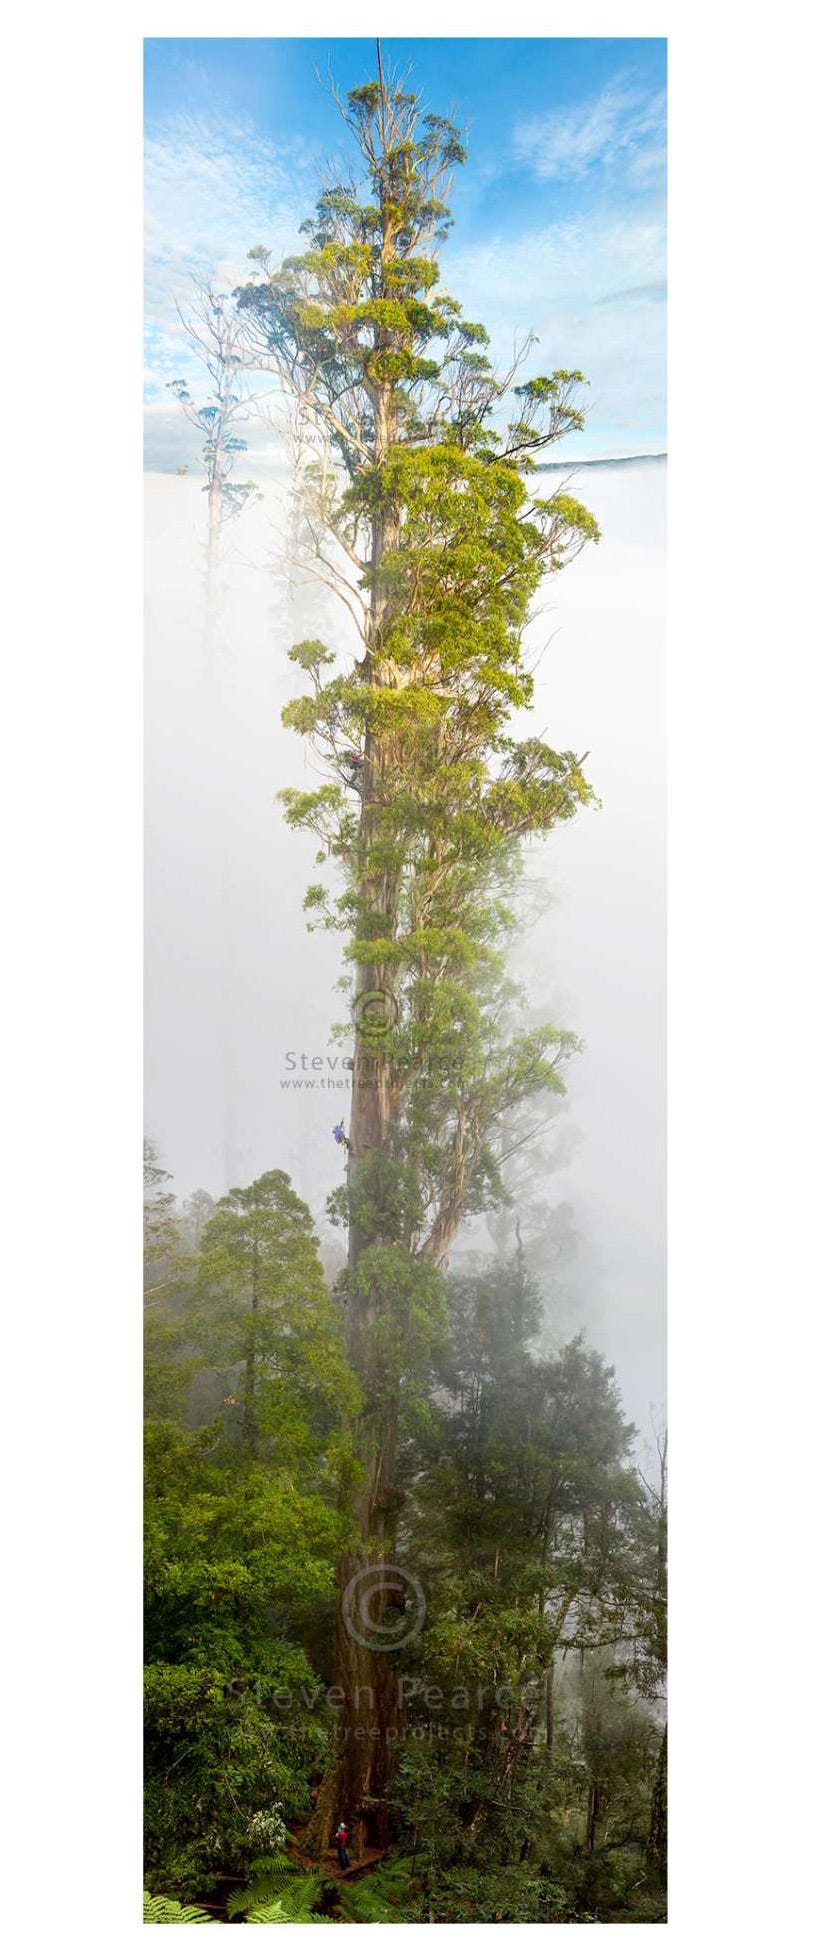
[333,1820,350,1871]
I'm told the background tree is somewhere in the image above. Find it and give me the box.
[181,1186,216,1251]
[635,1423,667,1882]
[168,281,261,643]
[168,283,266,1188]
[234,54,599,1852]
[195,1168,359,1458]
[144,1169,359,1898]
[143,1139,184,1300]
[393,1251,664,1920]
[143,1141,194,1422]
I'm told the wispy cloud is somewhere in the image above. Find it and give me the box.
[144,112,317,415]
[593,279,667,308]
[446,213,665,319]
[513,77,665,186]
[443,213,666,451]
[145,112,314,295]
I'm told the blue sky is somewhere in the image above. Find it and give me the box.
[145,37,666,467]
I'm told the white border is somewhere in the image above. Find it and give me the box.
[4,6,817,1950]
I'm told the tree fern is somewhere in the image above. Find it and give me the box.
[227,1856,329,1923]
[143,1890,213,1922]
[334,1857,417,1924]
[247,1890,330,1924]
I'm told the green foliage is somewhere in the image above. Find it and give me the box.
[143,1652,330,1897]
[334,1856,416,1923]
[143,1891,213,1922]
[144,1144,196,1421]
[194,1168,360,1458]
[144,1141,187,1301]
[227,1852,330,1922]
[144,1424,351,1660]
[383,1253,666,1921]
[143,1196,666,1919]
[143,1172,361,1898]
[246,1894,328,1924]
[343,1240,448,1394]
[235,77,600,1275]
[229,1849,418,1924]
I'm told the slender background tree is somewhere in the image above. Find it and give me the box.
[169,281,261,617]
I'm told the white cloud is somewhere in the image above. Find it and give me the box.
[442,213,666,451]
[145,112,315,306]
[445,211,665,321]
[144,112,324,462]
[513,78,666,185]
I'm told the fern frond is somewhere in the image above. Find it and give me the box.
[143,1890,213,1923]
[229,1866,328,1923]
[334,1857,416,1924]
[227,1854,286,1919]
[247,1896,330,1923]
[246,1850,293,1877]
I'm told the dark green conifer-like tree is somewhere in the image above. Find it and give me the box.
[235,52,600,1852]
[196,1169,359,1458]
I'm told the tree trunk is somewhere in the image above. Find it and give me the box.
[242,1249,258,1453]
[303,1398,405,1858]
[242,1336,256,1452]
[305,356,407,1857]
[648,1721,667,1878]
[585,1781,602,1855]
[544,1655,555,1754]
[347,373,400,1253]
[204,443,222,671]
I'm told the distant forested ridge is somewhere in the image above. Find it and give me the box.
[537,452,667,471]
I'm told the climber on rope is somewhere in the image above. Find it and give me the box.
[332,1119,352,1155]
[333,1819,351,1871]
[342,748,364,789]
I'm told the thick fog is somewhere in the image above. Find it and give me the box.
[145,456,665,1437]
